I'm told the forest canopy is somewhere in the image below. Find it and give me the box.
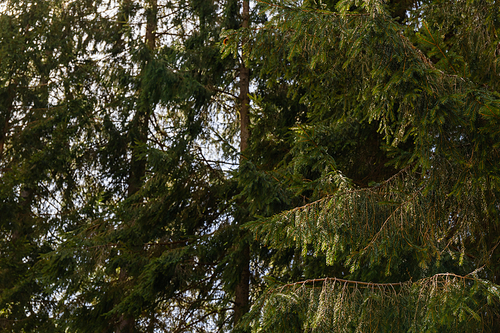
[1,0,500,332]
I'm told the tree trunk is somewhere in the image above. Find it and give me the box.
[234,0,251,327]
[118,1,157,332]
[239,0,250,153]
[115,269,134,333]
[0,84,14,162]
[233,243,250,324]
[127,0,156,196]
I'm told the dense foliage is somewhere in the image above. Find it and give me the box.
[1,0,500,332]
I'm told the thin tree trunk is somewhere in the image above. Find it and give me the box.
[233,243,250,324]
[127,0,156,197]
[0,84,13,162]
[234,0,251,326]
[117,2,157,332]
[239,0,250,153]
[115,269,135,333]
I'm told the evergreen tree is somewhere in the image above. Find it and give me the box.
[6,0,500,331]
[0,0,109,331]
[219,0,500,331]
[37,0,255,332]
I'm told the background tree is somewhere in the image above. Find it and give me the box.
[37,0,259,332]
[0,0,109,331]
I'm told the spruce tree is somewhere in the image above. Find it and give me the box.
[6,0,500,331]
[0,0,110,331]
[223,0,500,331]
[38,0,253,332]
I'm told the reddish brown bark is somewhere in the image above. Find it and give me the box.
[234,0,251,327]
[239,0,250,152]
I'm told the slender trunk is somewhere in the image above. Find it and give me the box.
[117,2,157,332]
[145,0,157,50]
[127,108,149,197]
[115,269,134,333]
[127,0,156,197]
[234,0,251,326]
[233,244,250,324]
[0,84,14,162]
[239,0,250,153]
